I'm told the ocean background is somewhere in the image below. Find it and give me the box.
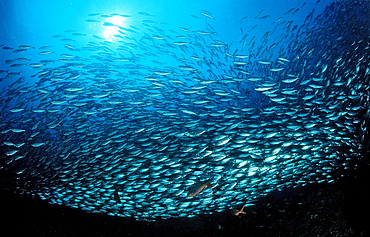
[1,0,370,236]
[0,0,334,74]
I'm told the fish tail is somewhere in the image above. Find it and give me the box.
[205,178,213,187]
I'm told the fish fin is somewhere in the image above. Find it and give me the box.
[205,178,213,187]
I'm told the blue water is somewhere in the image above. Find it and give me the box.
[1,0,364,221]
[0,0,333,53]
[0,0,332,83]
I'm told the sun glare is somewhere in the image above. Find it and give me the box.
[103,15,126,42]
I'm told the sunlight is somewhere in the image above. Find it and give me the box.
[102,15,126,42]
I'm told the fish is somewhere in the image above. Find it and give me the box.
[85,19,100,23]
[187,179,213,197]
[138,11,153,16]
[0,1,367,222]
[39,50,55,55]
[5,150,18,156]
[113,189,121,203]
[18,45,34,50]
[200,11,215,20]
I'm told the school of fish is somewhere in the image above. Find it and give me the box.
[0,1,369,221]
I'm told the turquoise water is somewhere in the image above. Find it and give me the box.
[0,0,367,221]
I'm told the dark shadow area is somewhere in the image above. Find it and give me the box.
[1,162,369,237]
